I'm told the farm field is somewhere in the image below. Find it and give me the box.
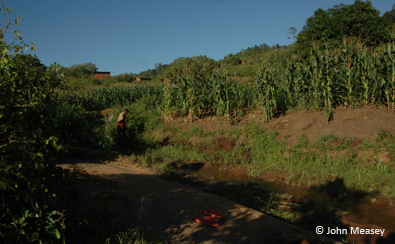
[6,1,395,243]
[53,46,395,240]
[14,40,395,241]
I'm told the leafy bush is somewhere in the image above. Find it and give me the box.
[0,5,78,242]
[109,73,136,83]
[161,56,218,86]
[62,62,98,79]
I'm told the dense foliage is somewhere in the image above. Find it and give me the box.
[56,85,162,111]
[61,62,98,79]
[138,63,168,78]
[383,4,395,23]
[0,6,75,242]
[0,5,112,242]
[297,0,394,52]
[160,56,218,86]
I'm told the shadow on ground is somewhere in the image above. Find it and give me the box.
[159,167,395,244]
[58,158,343,244]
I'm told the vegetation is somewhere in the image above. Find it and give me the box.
[4,0,395,242]
[159,39,395,123]
[61,62,98,79]
[0,5,72,242]
[0,3,155,243]
[296,0,394,52]
[383,4,395,23]
[159,56,217,86]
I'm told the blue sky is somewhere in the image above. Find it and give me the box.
[3,0,394,75]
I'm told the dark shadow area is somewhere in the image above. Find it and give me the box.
[310,177,379,200]
[114,135,161,156]
[169,161,205,171]
[59,158,341,244]
[159,165,395,244]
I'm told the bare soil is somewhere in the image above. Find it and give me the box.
[264,106,395,148]
[169,105,395,147]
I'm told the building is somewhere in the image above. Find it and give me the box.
[92,71,111,79]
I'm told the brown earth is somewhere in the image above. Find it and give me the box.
[168,105,395,147]
[165,105,395,163]
[263,105,395,148]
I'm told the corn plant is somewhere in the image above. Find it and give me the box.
[255,67,279,122]
[161,86,175,120]
[380,43,395,109]
[209,69,244,118]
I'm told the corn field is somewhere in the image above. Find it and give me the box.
[161,69,252,120]
[58,41,395,123]
[55,85,162,111]
[162,40,395,122]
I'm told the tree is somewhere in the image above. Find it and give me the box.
[383,4,395,23]
[287,27,297,44]
[297,0,393,51]
[10,54,47,79]
[63,62,98,78]
[161,55,217,86]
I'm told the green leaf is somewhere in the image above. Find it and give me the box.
[54,228,61,239]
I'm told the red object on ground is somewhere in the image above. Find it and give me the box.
[199,209,225,219]
[191,216,220,227]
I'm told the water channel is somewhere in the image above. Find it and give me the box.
[177,164,395,231]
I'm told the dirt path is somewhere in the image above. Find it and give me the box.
[59,158,346,244]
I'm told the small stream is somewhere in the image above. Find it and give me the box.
[181,165,395,231]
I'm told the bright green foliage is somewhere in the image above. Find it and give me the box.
[157,38,395,123]
[254,67,279,122]
[257,39,395,122]
[209,69,246,118]
[297,0,393,52]
[162,68,251,119]
[155,39,395,122]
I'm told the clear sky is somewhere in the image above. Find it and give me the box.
[3,0,394,75]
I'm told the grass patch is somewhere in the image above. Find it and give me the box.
[87,94,395,205]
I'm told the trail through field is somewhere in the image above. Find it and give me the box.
[59,158,341,244]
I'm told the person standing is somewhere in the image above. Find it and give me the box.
[117,108,129,145]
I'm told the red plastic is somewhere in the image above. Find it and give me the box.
[191,216,220,227]
[199,208,225,219]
